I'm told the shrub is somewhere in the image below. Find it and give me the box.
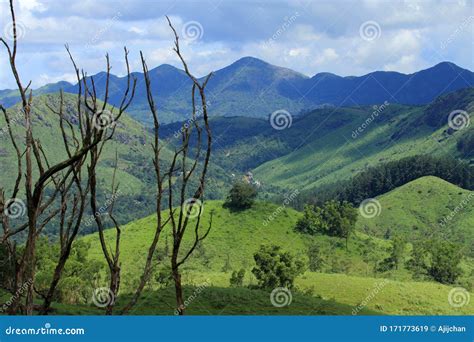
[252,245,305,289]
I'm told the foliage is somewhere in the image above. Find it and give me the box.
[407,239,463,284]
[224,181,258,210]
[295,201,357,246]
[252,245,305,289]
[307,244,325,272]
[229,269,245,287]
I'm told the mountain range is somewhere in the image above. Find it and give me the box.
[1,58,473,124]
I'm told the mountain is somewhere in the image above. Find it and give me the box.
[1,59,472,124]
[252,87,474,191]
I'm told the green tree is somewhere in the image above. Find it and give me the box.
[307,244,324,272]
[407,239,463,284]
[224,181,258,210]
[230,269,245,287]
[252,245,305,289]
[295,201,357,248]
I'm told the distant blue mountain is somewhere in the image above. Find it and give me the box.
[1,58,472,124]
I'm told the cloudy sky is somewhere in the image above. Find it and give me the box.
[0,0,473,88]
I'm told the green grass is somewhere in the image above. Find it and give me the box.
[296,273,474,315]
[78,178,474,315]
[356,176,474,251]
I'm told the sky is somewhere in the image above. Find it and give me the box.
[0,0,473,88]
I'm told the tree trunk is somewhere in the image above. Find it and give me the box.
[172,265,184,315]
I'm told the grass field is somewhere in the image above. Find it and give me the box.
[77,177,474,315]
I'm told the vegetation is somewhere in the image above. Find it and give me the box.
[295,201,357,247]
[252,245,305,289]
[224,181,258,210]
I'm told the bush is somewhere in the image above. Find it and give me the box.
[224,181,258,210]
[295,201,357,247]
[230,269,245,287]
[252,245,305,289]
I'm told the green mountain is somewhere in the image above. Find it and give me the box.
[253,88,474,191]
[1,59,472,124]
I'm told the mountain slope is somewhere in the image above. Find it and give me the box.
[253,87,474,191]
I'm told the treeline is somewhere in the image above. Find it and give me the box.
[294,155,473,208]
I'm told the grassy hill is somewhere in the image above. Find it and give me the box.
[79,177,474,315]
[356,176,474,253]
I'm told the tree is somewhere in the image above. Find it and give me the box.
[427,240,463,284]
[224,181,257,210]
[307,243,324,272]
[252,245,305,289]
[121,18,214,316]
[407,239,463,284]
[229,269,245,287]
[0,0,133,315]
[295,201,357,248]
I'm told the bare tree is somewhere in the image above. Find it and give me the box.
[0,0,134,315]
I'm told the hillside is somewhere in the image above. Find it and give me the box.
[1,60,472,124]
[79,179,474,315]
[0,93,231,236]
[253,88,474,191]
[356,176,474,253]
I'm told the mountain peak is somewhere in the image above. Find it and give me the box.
[231,56,269,67]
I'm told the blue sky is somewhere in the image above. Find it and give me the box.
[1,0,473,88]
